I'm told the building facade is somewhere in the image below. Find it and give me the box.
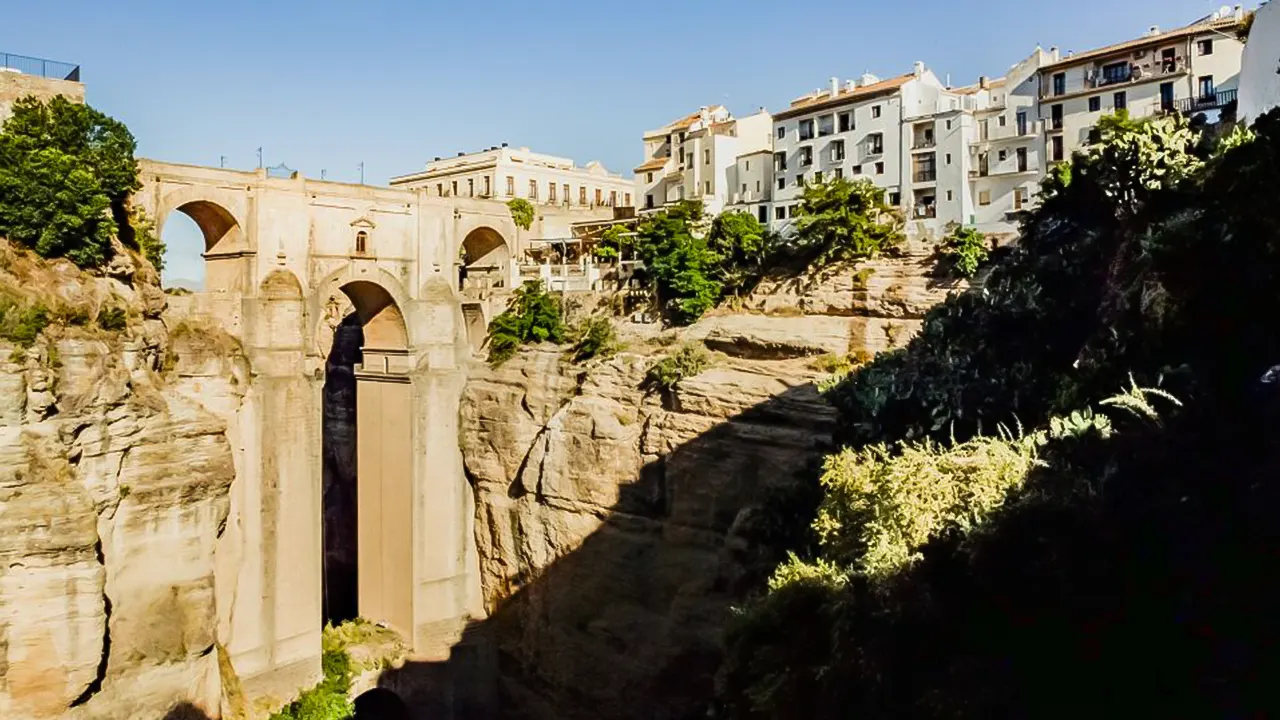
[635,105,773,217]
[0,52,84,124]
[1038,8,1247,164]
[390,145,634,210]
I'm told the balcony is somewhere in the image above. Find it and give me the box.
[0,51,80,81]
[913,169,937,183]
[1083,58,1185,91]
[1176,88,1237,114]
[912,137,937,150]
[912,204,937,219]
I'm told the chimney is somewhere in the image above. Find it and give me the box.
[859,72,880,87]
[845,79,856,91]
[830,76,840,96]
[699,105,710,124]
[1146,25,1160,37]
[1049,46,1060,61]
[913,61,925,77]
[1235,5,1244,20]
[457,152,465,156]
[501,142,508,147]
[979,75,989,89]
[434,156,441,161]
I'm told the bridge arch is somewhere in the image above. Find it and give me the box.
[459,226,511,293]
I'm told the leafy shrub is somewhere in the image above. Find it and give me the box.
[937,223,988,277]
[792,177,904,265]
[0,296,50,347]
[634,201,721,325]
[267,625,354,720]
[129,206,164,272]
[570,316,617,363]
[645,342,709,390]
[506,198,535,231]
[486,280,565,365]
[97,305,127,331]
[593,224,631,260]
[0,97,139,268]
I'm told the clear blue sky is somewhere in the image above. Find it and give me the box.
[2,0,1237,286]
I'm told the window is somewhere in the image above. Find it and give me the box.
[818,114,834,136]
[777,177,785,190]
[704,148,711,164]
[945,152,952,165]
[1198,75,1215,100]
[1089,96,1101,112]
[595,188,603,205]
[979,118,989,141]
[775,206,786,220]
[998,149,1007,161]
[1051,104,1063,130]
[579,186,587,205]
[549,182,557,204]
[838,112,852,132]
[745,160,750,171]
[799,146,813,166]
[703,180,711,194]
[888,191,900,206]
[979,190,991,206]
[1160,81,1176,111]
[1016,111,1027,135]
[610,190,618,207]
[1102,62,1129,85]
[1051,135,1064,162]
[563,184,570,204]
[756,180,761,192]
[742,183,747,193]
[645,194,654,209]
[773,151,787,172]
[795,173,804,186]
[1016,147,1028,172]
[467,178,474,197]
[355,230,368,254]
[998,114,1007,127]
[776,125,786,140]
[483,176,491,196]
[833,167,843,179]
[1052,72,1066,96]
[678,148,685,166]
[874,161,884,175]
[814,170,823,182]
[946,119,952,130]
[1015,187,1028,210]
[832,140,845,161]
[506,176,515,196]
[758,205,767,223]
[852,165,863,175]
[529,179,538,200]
[871,105,882,119]
[799,119,815,140]
[946,190,953,201]
[451,180,458,197]
[646,172,654,183]
[436,183,442,196]
[1113,91,1126,110]
[869,133,884,154]
[1197,39,1213,56]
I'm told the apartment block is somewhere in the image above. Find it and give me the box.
[1038,7,1247,164]
[635,105,773,217]
[391,145,634,209]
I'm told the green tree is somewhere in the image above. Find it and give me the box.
[792,177,904,265]
[486,279,566,365]
[507,198,535,231]
[937,223,989,278]
[706,210,774,296]
[593,224,631,260]
[634,201,722,325]
[0,96,140,268]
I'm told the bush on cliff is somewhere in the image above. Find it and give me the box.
[0,96,140,269]
[790,176,904,266]
[718,109,1280,717]
[486,279,565,365]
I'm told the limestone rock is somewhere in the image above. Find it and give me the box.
[696,314,854,359]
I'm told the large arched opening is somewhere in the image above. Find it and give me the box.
[353,688,411,720]
[320,278,414,637]
[459,227,510,294]
[158,199,245,293]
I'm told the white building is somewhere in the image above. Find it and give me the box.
[635,105,773,217]
[390,145,635,210]
[1037,7,1248,164]
[1240,1,1280,122]
[770,63,987,238]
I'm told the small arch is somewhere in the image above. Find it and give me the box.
[260,269,303,300]
[353,688,410,720]
[460,226,510,293]
[340,280,408,351]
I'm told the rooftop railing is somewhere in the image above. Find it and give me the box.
[0,52,80,81]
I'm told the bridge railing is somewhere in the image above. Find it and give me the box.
[0,51,81,81]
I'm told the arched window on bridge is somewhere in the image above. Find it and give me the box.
[355,230,368,255]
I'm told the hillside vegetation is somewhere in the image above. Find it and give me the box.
[717,110,1280,718]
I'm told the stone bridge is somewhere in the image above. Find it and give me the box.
[133,159,611,702]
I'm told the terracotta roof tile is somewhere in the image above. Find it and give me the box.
[634,157,669,172]
[775,74,914,119]
[1043,17,1241,69]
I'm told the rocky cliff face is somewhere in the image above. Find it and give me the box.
[459,249,965,718]
[0,244,239,720]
